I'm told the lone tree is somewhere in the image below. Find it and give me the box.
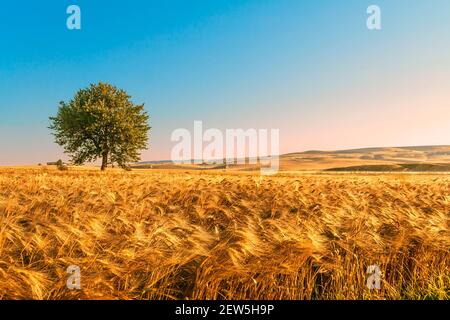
[49,82,150,170]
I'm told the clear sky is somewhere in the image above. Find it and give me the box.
[1,0,449,165]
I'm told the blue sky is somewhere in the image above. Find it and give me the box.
[1,0,449,164]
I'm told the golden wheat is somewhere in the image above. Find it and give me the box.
[0,167,448,299]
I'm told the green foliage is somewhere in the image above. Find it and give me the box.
[49,82,150,170]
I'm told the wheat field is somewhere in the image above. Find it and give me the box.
[0,167,448,300]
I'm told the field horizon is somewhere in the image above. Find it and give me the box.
[10,144,449,173]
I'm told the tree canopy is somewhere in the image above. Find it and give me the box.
[49,82,150,170]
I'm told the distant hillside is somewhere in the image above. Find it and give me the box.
[325,163,450,172]
[279,145,450,171]
[132,145,450,172]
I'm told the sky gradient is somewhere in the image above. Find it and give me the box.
[1,0,449,165]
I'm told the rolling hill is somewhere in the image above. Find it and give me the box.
[131,145,450,172]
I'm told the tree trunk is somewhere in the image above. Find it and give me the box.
[101,151,108,171]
